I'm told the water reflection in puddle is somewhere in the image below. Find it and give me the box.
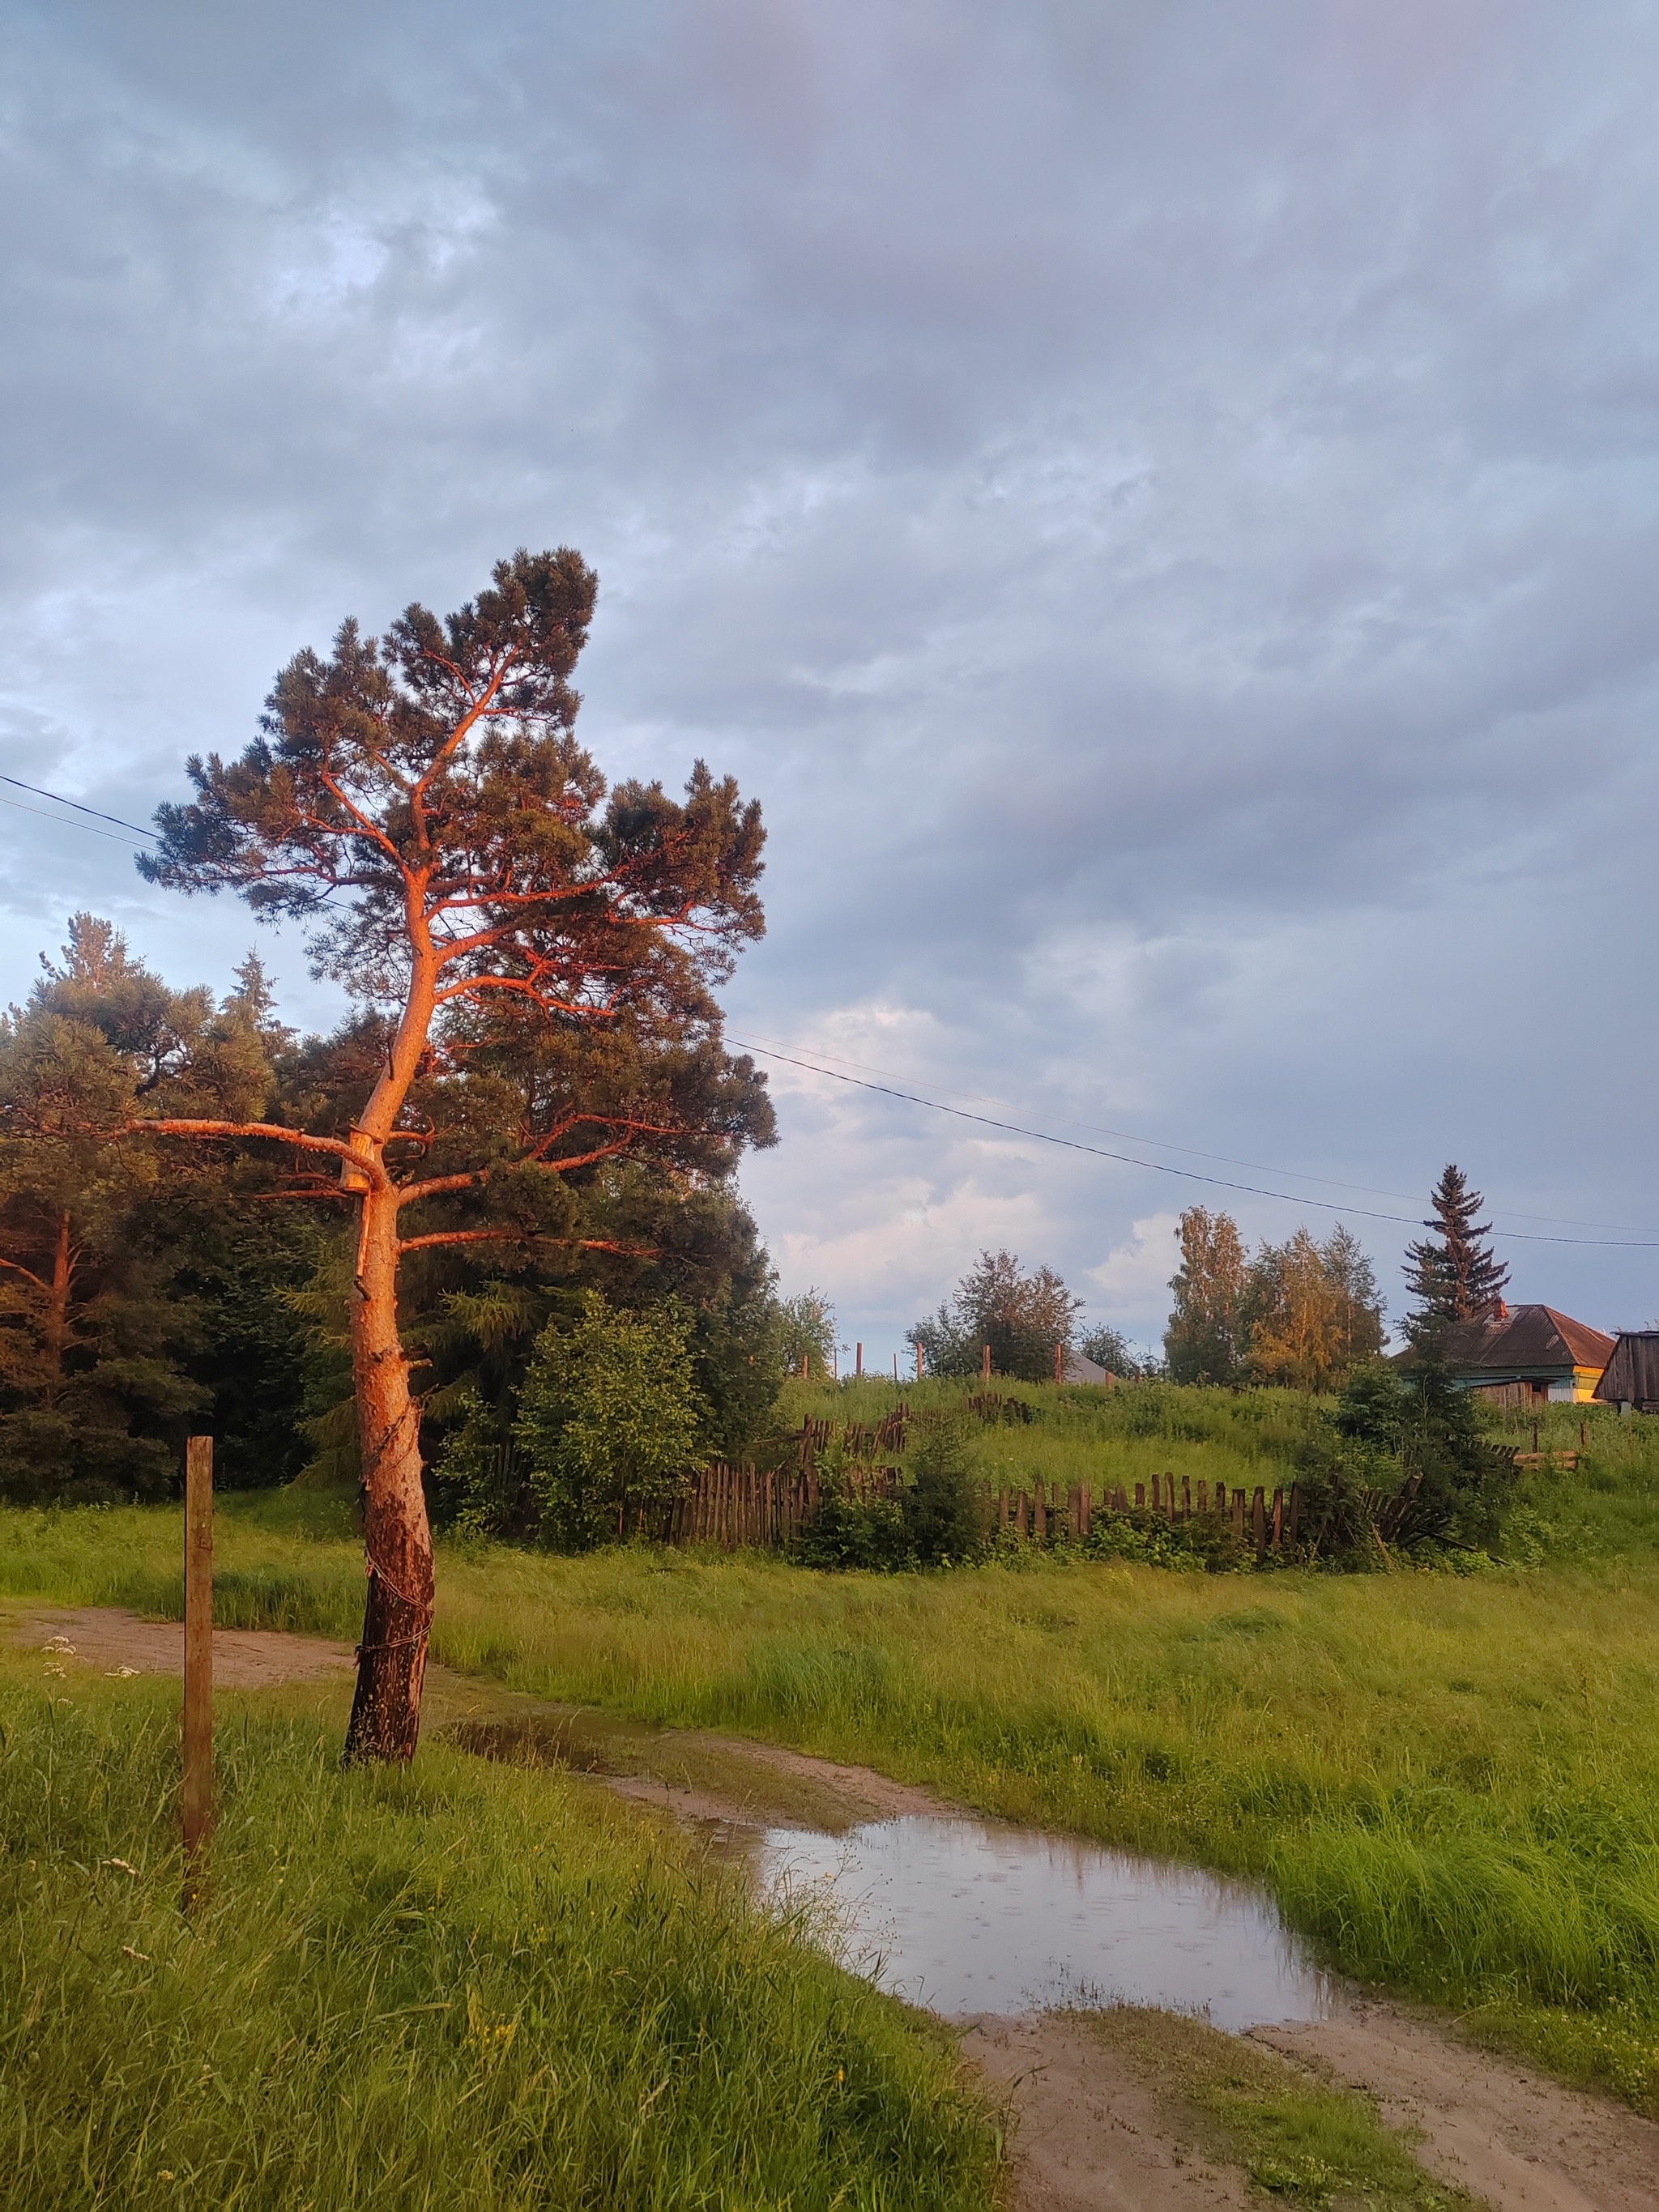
[757,1815,1337,2029]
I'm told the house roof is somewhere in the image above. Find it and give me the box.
[1408,1303,1615,1376]
[1060,1348,1112,1384]
[1593,1332,1659,1406]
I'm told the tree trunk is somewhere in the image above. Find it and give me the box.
[342,1171,433,1766]
[44,1209,71,1400]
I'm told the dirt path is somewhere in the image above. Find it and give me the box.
[1253,2005,1659,2212]
[6,1603,358,1688]
[10,1605,1657,2210]
[968,2014,1253,2212]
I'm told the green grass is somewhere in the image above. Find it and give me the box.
[0,1656,998,2210]
[1081,2006,1476,2210]
[5,1385,1659,2117]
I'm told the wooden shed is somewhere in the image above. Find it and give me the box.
[1592,1332,1659,1414]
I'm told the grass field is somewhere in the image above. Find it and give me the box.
[0,1655,997,2210]
[4,1379,1657,2168]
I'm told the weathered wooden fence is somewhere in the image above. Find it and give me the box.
[993,1470,1301,1559]
[661,1407,1316,1558]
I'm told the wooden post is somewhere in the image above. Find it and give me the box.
[1182,1476,1192,1518]
[182,1434,214,1889]
[915,1342,924,1380]
[1033,1477,1047,1541]
[1055,1343,1064,1385]
[983,1343,992,1380]
[856,1341,863,1378]
[1016,1490,1030,1536]
[1252,1487,1266,1559]
[1134,1482,1145,1509]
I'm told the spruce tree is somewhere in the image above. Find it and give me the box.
[1403,1164,1509,1333]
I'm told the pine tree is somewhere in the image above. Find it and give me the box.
[135,548,769,1763]
[1403,1165,1509,1334]
[0,917,275,1500]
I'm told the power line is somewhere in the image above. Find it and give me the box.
[732,1038,1659,1251]
[729,1025,1644,1236]
[0,778,159,845]
[0,790,153,849]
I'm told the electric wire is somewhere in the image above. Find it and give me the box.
[0,791,153,849]
[1,773,1648,1249]
[731,1038,1659,1251]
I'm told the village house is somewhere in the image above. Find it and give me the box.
[1402,1303,1615,1405]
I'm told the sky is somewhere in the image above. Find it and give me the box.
[3,0,1657,1366]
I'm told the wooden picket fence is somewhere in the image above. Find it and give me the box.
[995,1470,1304,1559]
[658,1407,1316,1558]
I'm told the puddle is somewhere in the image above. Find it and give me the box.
[447,1711,1340,2031]
[757,1814,1339,2030]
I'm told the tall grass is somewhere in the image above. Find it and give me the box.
[0,1658,997,2210]
[5,1385,1659,2107]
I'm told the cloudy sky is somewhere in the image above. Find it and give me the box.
[4,0,1657,1363]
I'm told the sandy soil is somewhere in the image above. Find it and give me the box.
[10,1605,1657,2210]
[6,1603,358,1688]
[603,1730,945,1829]
[1254,2005,1659,2212]
[966,2013,1253,2212]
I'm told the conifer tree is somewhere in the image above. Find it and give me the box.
[135,548,769,1764]
[0,917,275,1498]
[1403,1165,1509,1336]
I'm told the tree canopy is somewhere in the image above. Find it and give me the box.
[908,1250,1081,1381]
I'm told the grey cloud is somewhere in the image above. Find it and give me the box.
[2,0,1657,1343]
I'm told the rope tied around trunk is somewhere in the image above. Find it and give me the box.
[354,1554,435,1665]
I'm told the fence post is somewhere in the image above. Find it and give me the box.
[183,1435,214,1894]
[983,1344,992,1380]
[856,1341,863,1379]
[1055,1343,1063,1384]
[1252,1487,1266,1559]
[1231,1487,1245,1542]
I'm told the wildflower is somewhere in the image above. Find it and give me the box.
[100,1857,139,1876]
[105,1666,139,1680]
[122,1945,151,1962]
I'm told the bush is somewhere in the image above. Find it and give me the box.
[515,1293,705,1549]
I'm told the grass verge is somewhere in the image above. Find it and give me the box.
[1078,2005,1475,2210]
[0,1655,1000,2210]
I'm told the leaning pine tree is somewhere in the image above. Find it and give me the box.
[1402,1163,1509,1335]
[135,548,768,1764]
